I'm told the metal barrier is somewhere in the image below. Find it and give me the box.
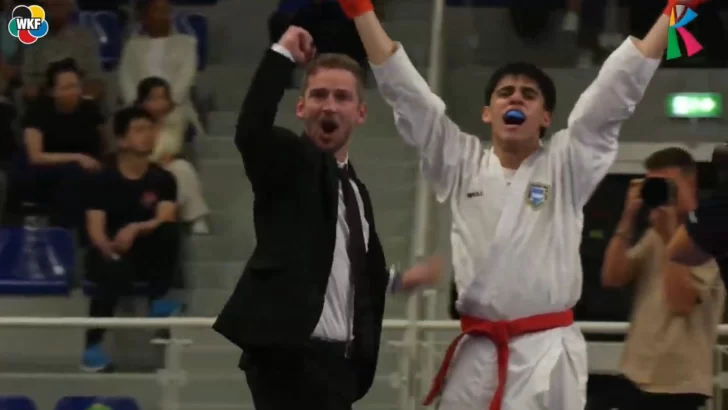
[1,302,727,410]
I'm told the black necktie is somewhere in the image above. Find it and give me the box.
[338,165,366,274]
[337,165,370,353]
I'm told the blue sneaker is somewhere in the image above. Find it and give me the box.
[149,299,183,318]
[80,344,114,373]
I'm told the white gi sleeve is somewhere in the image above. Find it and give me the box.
[562,38,661,209]
[370,45,480,202]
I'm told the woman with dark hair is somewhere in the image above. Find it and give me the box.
[136,76,209,234]
[5,58,106,227]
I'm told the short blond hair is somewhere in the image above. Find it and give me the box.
[302,53,365,101]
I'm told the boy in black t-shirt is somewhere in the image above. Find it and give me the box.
[82,106,182,373]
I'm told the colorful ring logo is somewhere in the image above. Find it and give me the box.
[7,5,49,45]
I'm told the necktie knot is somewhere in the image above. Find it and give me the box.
[338,164,350,180]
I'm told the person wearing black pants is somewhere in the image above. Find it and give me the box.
[82,106,182,373]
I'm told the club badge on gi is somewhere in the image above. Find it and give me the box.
[526,182,550,209]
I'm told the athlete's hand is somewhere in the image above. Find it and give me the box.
[277,26,315,65]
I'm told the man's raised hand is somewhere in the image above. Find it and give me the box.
[278,26,316,65]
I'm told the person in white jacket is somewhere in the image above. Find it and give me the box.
[335,0,701,408]
[118,0,204,137]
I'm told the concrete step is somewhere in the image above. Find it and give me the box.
[185,234,254,263]
[185,261,245,290]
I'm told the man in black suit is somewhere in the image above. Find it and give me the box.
[213,26,442,410]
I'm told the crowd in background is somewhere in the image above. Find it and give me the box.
[0,0,211,372]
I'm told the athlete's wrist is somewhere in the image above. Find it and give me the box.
[338,0,374,19]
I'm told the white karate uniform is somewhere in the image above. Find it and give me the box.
[370,38,660,410]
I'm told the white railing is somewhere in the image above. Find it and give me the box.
[1,312,728,410]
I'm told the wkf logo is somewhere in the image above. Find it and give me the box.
[7,5,49,45]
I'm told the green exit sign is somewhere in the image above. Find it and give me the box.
[666,93,722,118]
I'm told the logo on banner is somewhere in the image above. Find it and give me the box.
[7,5,49,45]
[667,5,702,60]
[526,183,550,209]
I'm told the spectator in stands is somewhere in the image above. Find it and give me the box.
[601,148,724,410]
[22,0,104,102]
[5,58,105,227]
[0,0,22,162]
[119,0,204,138]
[83,106,182,373]
[136,76,210,234]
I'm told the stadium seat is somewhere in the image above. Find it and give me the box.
[88,11,123,70]
[0,396,36,410]
[180,13,208,70]
[54,397,140,410]
[0,227,74,296]
[81,279,148,297]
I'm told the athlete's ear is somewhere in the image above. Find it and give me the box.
[481,105,492,125]
[541,110,552,128]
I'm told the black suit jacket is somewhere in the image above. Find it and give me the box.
[212,49,390,400]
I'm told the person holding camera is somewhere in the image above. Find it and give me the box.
[601,147,724,410]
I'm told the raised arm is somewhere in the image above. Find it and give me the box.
[341,2,479,201]
[235,27,313,191]
[561,4,692,209]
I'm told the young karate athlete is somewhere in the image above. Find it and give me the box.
[336,0,708,408]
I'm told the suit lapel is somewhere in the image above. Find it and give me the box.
[347,162,374,228]
[322,150,340,222]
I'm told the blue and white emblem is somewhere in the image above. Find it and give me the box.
[526,182,550,209]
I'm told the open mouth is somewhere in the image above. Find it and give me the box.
[503,109,526,126]
[321,119,338,134]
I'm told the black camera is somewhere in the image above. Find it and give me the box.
[640,177,677,208]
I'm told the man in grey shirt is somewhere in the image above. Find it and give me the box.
[22,0,104,101]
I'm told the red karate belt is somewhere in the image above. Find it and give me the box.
[423,309,574,410]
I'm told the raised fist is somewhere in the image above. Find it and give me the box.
[278,26,315,65]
